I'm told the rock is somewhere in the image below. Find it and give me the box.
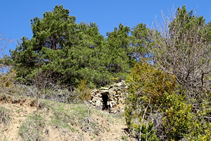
[109,89,116,95]
[110,108,117,114]
[115,82,122,87]
[100,90,109,94]
[99,87,109,90]
[96,100,101,106]
[95,100,101,110]
[90,80,128,113]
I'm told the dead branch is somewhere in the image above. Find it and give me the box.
[148,8,211,98]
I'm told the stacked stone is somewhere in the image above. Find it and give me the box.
[90,80,128,113]
[90,88,108,108]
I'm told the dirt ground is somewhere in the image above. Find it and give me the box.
[0,94,132,141]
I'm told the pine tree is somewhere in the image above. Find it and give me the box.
[105,24,132,80]
[10,5,150,88]
[10,5,107,87]
[131,23,151,60]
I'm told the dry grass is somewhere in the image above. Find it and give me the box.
[19,114,46,141]
[0,93,132,141]
[0,106,10,126]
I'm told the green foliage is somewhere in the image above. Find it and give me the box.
[126,62,176,106]
[170,5,211,42]
[124,63,198,140]
[160,92,193,140]
[9,5,151,88]
[0,67,17,95]
[0,67,16,89]
[76,77,92,101]
[132,120,158,141]
[146,6,211,139]
[125,62,173,139]
[131,23,152,59]
[184,97,211,140]
[150,5,211,99]
[105,24,133,81]
[10,5,109,87]
[2,4,211,140]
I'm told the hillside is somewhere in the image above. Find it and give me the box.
[0,93,131,141]
[1,5,211,140]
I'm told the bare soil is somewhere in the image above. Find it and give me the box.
[0,94,132,141]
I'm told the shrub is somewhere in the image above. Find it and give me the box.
[160,92,193,140]
[19,114,46,141]
[0,67,16,93]
[75,77,92,102]
[0,107,10,126]
[124,63,195,140]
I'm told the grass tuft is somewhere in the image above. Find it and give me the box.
[0,107,10,126]
[19,114,46,141]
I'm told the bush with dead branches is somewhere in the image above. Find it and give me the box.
[148,6,211,99]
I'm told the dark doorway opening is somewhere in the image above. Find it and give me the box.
[102,94,109,110]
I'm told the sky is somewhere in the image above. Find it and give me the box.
[0,0,211,56]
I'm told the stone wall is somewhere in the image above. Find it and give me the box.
[90,80,128,113]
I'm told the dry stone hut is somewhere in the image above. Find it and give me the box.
[90,80,128,113]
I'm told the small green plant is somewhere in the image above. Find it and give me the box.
[19,114,45,141]
[0,107,10,126]
[133,121,158,141]
[121,135,128,141]
[106,128,110,132]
